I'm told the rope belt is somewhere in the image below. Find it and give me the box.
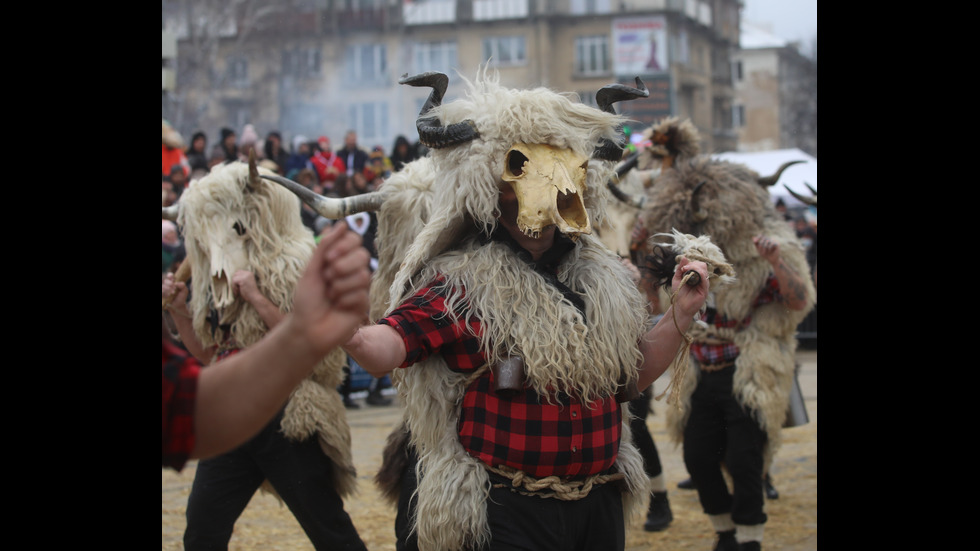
[698,360,735,372]
[487,464,624,501]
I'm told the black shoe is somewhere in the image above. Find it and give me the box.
[366,390,393,407]
[343,396,360,409]
[739,541,761,551]
[764,474,779,500]
[643,491,673,532]
[677,477,696,490]
[713,530,738,551]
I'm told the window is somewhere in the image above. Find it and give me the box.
[735,60,743,82]
[344,44,387,86]
[226,56,248,88]
[349,102,390,146]
[482,36,526,66]
[283,48,321,79]
[570,0,610,14]
[414,41,458,75]
[732,104,745,128]
[575,35,610,76]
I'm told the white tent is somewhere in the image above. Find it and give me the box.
[712,148,817,208]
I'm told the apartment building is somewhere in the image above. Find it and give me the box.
[731,20,816,155]
[163,0,742,155]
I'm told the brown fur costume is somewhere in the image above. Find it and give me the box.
[631,119,816,472]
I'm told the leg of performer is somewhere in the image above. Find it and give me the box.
[722,394,768,549]
[683,369,737,550]
[183,445,265,550]
[482,471,625,550]
[628,388,672,532]
[254,410,367,551]
[395,444,420,551]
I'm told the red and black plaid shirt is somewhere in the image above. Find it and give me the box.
[162,338,200,471]
[691,273,782,366]
[380,277,623,479]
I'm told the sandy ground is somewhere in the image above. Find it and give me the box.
[163,348,816,550]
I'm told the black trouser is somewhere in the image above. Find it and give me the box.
[396,449,625,551]
[628,387,663,478]
[184,409,366,551]
[682,365,768,526]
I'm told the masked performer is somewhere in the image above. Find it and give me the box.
[613,117,816,551]
[266,69,712,551]
[162,156,366,551]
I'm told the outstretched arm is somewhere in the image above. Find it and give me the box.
[163,274,215,364]
[753,235,809,311]
[342,324,407,379]
[190,222,371,459]
[636,257,709,391]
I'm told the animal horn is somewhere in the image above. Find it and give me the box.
[162,203,180,221]
[785,181,817,207]
[247,149,261,190]
[757,160,805,187]
[261,174,386,219]
[594,77,649,161]
[605,151,647,208]
[400,72,479,149]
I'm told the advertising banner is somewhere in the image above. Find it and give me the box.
[613,16,668,76]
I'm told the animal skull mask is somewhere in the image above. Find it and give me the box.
[501,143,591,238]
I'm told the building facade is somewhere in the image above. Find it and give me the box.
[162,0,743,156]
[731,21,816,156]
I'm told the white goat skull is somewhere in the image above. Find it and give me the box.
[501,143,591,238]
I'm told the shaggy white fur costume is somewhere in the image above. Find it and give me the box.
[177,161,357,498]
[369,70,655,550]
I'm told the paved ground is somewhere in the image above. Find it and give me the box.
[163,346,817,550]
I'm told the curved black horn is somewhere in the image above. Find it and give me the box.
[606,179,647,209]
[400,72,479,149]
[594,77,649,161]
[261,174,386,219]
[758,160,805,187]
[785,182,817,207]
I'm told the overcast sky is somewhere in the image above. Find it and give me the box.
[742,0,817,46]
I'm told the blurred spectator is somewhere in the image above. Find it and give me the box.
[238,124,259,162]
[162,179,178,208]
[284,134,313,180]
[389,135,418,172]
[162,220,184,274]
[162,120,191,179]
[168,164,189,197]
[774,198,791,222]
[336,130,369,179]
[365,146,392,185]
[185,131,210,174]
[210,127,238,167]
[294,168,321,234]
[263,131,289,175]
[311,135,345,191]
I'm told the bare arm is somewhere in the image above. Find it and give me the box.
[233,270,285,329]
[342,324,407,379]
[163,274,215,364]
[753,235,809,311]
[190,222,371,459]
[636,257,709,391]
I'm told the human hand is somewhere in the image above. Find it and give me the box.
[232,270,263,305]
[753,235,781,265]
[291,221,371,357]
[670,257,709,318]
[162,272,190,317]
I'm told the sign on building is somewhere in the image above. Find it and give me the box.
[612,16,668,77]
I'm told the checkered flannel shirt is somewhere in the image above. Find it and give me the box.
[161,338,201,471]
[380,276,622,479]
[691,273,782,366]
